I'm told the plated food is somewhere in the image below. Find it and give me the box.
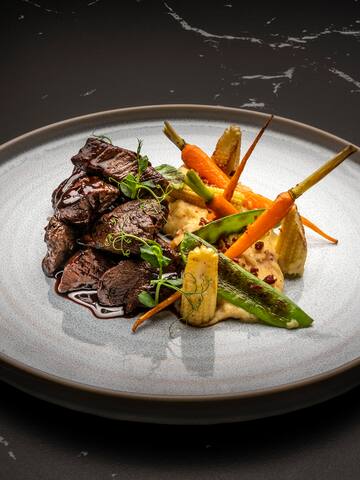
[42,119,356,332]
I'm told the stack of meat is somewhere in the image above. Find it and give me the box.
[42,137,174,315]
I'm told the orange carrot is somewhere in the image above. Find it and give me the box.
[181,144,230,187]
[208,195,238,217]
[223,115,273,202]
[241,190,338,243]
[132,291,181,332]
[185,170,238,218]
[163,121,229,187]
[225,191,294,258]
[241,190,273,210]
[300,217,338,244]
[163,120,344,243]
[225,145,356,259]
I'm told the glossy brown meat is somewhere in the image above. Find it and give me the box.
[97,260,155,314]
[57,248,117,293]
[155,235,181,272]
[83,199,168,255]
[52,168,119,226]
[42,216,77,277]
[71,137,168,187]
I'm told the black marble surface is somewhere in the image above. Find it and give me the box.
[1,1,360,478]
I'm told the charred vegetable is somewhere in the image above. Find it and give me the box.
[184,170,238,217]
[195,209,264,245]
[181,233,313,329]
[211,125,241,176]
[276,206,307,277]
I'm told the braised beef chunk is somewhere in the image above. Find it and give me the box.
[57,248,116,293]
[42,216,77,277]
[155,235,181,271]
[52,168,119,226]
[83,199,168,255]
[97,260,155,314]
[71,137,168,188]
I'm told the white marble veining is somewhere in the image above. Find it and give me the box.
[240,99,265,108]
[80,89,97,97]
[0,436,16,461]
[164,2,262,44]
[241,67,295,81]
[329,68,360,91]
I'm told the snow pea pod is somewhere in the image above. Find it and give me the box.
[180,233,313,329]
[195,209,264,244]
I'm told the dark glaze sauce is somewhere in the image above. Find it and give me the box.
[52,169,85,207]
[54,275,125,319]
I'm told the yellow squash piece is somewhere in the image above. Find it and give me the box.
[276,206,307,277]
[180,246,218,326]
[211,125,241,176]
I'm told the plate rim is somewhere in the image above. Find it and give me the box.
[1,103,359,405]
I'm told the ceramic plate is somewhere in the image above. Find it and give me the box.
[0,105,360,424]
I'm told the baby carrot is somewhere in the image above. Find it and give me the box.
[132,291,181,333]
[224,145,356,259]
[185,170,238,218]
[163,121,229,187]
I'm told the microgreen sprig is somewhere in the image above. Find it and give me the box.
[109,139,172,202]
[91,132,113,144]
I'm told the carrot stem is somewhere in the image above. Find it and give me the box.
[184,170,213,203]
[132,291,181,332]
[223,114,273,201]
[185,170,238,217]
[163,121,186,150]
[290,145,357,199]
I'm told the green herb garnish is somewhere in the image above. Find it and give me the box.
[91,133,113,144]
[109,139,172,202]
[155,164,185,190]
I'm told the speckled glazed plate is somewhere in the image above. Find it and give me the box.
[0,105,360,424]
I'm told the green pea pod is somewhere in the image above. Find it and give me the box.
[195,209,265,244]
[180,233,313,329]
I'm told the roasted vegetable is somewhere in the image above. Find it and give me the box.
[185,170,238,217]
[170,184,245,210]
[163,121,341,243]
[181,233,313,329]
[211,125,241,175]
[195,209,264,245]
[223,115,273,201]
[276,206,307,277]
[224,145,356,260]
[180,246,218,326]
[163,121,230,187]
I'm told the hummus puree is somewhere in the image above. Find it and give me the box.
[163,199,208,245]
[164,199,284,325]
